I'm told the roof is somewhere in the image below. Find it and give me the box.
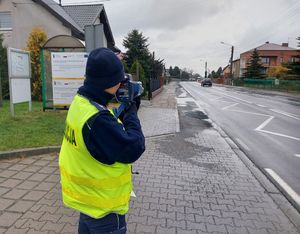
[33,0,114,44]
[62,4,103,29]
[253,42,296,52]
[222,65,229,71]
[43,35,85,49]
[63,4,114,46]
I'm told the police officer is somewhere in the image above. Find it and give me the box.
[59,48,145,234]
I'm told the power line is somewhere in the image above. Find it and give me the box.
[237,1,300,49]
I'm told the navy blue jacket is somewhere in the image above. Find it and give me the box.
[77,85,145,165]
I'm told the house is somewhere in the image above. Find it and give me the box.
[232,59,240,79]
[222,65,230,78]
[240,41,299,76]
[0,0,114,49]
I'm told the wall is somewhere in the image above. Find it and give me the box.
[0,0,13,46]
[0,0,71,49]
[232,60,240,78]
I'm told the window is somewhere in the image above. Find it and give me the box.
[260,57,270,64]
[280,57,283,63]
[0,12,12,30]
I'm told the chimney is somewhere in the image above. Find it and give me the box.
[282,43,288,47]
[265,41,269,44]
[59,0,62,6]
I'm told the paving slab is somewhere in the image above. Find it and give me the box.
[0,82,299,233]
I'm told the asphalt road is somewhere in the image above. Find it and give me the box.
[180,81,300,207]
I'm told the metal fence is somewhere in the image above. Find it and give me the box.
[233,78,300,92]
[150,78,161,93]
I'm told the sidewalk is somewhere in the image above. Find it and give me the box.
[0,82,299,233]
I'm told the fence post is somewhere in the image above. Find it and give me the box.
[40,49,46,111]
[0,70,2,107]
[147,77,151,100]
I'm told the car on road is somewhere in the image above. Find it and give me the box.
[201,78,212,87]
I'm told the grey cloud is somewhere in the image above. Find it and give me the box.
[106,0,231,36]
[60,0,299,74]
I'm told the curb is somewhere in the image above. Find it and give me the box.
[175,105,181,133]
[0,146,61,160]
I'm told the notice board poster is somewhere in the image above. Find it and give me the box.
[51,52,88,106]
[7,48,31,104]
[10,50,31,78]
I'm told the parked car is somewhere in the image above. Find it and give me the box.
[201,78,212,87]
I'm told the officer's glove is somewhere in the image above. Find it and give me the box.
[124,101,138,114]
[118,101,137,122]
[133,96,141,111]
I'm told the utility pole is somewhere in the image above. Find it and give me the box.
[229,45,234,80]
[205,61,207,78]
[221,41,235,85]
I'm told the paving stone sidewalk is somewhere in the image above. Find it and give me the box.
[0,82,299,233]
[138,82,179,137]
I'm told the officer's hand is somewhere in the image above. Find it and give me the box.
[124,101,137,114]
[134,96,141,111]
[118,101,137,122]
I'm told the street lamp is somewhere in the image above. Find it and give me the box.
[221,41,234,81]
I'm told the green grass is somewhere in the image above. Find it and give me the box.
[0,100,67,151]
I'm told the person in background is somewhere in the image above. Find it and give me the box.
[59,47,145,234]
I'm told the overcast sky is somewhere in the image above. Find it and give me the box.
[59,0,300,76]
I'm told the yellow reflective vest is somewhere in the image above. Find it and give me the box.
[59,94,132,218]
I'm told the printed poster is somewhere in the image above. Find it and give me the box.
[51,52,88,106]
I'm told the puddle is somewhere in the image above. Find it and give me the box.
[157,133,212,161]
[186,110,208,120]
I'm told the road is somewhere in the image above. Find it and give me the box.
[180,81,300,208]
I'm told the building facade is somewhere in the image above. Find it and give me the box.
[240,42,299,77]
[0,0,114,49]
[232,59,240,79]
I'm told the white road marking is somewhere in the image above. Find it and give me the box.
[235,138,251,151]
[211,89,253,104]
[270,109,300,121]
[258,130,300,141]
[265,168,300,206]
[182,83,300,141]
[255,116,274,131]
[294,154,300,158]
[222,94,253,104]
[210,97,223,101]
[222,103,239,110]
[257,104,267,108]
[227,109,270,117]
[255,116,300,141]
